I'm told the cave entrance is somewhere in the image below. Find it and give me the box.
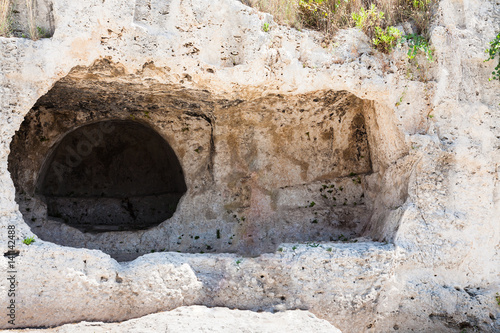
[36,120,187,232]
[8,59,409,259]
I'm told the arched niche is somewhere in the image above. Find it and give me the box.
[36,120,187,232]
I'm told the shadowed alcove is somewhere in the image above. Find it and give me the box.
[36,120,187,232]
[7,59,410,259]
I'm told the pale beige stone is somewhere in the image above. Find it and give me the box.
[5,306,342,333]
[0,0,498,332]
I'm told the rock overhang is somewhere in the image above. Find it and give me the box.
[1,0,499,331]
[7,59,407,260]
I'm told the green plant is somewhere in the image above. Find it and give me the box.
[308,201,316,207]
[36,26,51,38]
[373,25,402,53]
[352,4,384,40]
[236,259,242,265]
[402,33,433,61]
[395,86,408,106]
[326,247,332,252]
[0,0,11,37]
[262,22,270,32]
[292,245,298,251]
[307,242,320,247]
[352,4,403,53]
[496,293,500,306]
[485,32,500,81]
[337,234,348,241]
[23,236,35,245]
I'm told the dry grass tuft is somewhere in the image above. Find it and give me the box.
[247,0,303,29]
[25,0,39,40]
[0,0,11,37]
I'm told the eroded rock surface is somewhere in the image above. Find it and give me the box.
[6,306,342,333]
[0,0,499,332]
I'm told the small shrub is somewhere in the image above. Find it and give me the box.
[485,32,500,81]
[402,33,433,61]
[262,22,270,32]
[373,25,402,53]
[298,0,330,32]
[352,5,402,53]
[352,4,384,40]
[406,0,436,39]
[299,0,363,34]
[23,236,35,245]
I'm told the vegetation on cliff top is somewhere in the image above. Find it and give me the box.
[245,0,437,56]
[245,0,436,38]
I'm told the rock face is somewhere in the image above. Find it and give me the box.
[6,306,342,333]
[0,0,499,332]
